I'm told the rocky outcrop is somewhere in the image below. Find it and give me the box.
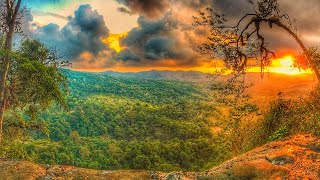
[161,134,320,180]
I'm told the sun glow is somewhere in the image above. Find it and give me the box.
[271,55,294,67]
[268,55,312,75]
[245,55,313,75]
[103,32,128,53]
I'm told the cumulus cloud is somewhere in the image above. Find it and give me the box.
[33,4,110,59]
[115,10,209,67]
[122,15,178,47]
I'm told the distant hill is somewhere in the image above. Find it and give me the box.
[99,69,317,102]
[100,70,213,82]
[64,69,206,104]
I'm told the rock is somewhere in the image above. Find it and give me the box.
[271,156,295,166]
[164,172,182,180]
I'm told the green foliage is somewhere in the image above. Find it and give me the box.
[12,39,67,113]
[268,126,289,141]
[1,39,67,134]
[0,71,227,172]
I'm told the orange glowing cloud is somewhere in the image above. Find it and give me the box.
[103,32,128,53]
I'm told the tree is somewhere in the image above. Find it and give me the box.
[0,39,67,142]
[0,0,22,143]
[193,0,320,81]
[0,0,65,143]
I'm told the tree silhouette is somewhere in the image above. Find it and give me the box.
[194,0,320,81]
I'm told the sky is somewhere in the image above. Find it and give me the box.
[22,0,320,72]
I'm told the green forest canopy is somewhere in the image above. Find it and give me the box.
[2,70,227,172]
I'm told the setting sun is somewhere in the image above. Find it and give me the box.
[268,55,312,75]
[271,55,295,67]
[278,56,294,67]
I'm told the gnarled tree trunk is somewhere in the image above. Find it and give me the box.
[0,0,21,144]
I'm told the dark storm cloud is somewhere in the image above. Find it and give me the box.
[114,0,255,65]
[144,37,181,60]
[122,15,178,47]
[116,0,170,18]
[115,48,141,61]
[118,13,200,65]
[212,0,252,16]
[33,4,110,59]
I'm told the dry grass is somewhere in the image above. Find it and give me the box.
[0,159,152,180]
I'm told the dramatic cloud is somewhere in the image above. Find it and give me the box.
[116,0,170,18]
[122,15,178,47]
[144,37,177,60]
[116,12,205,67]
[33,4,110,59]
[21,0,320,70]
[115,49,141,62]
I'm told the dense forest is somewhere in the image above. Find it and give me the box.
[0,70,231,172]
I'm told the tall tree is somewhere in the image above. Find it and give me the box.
[0,0,65,143]
[0,0,22,143]
[194,0,320,81]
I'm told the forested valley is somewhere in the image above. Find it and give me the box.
[1,70,231,172]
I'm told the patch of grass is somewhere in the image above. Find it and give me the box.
[268,126,289,141]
